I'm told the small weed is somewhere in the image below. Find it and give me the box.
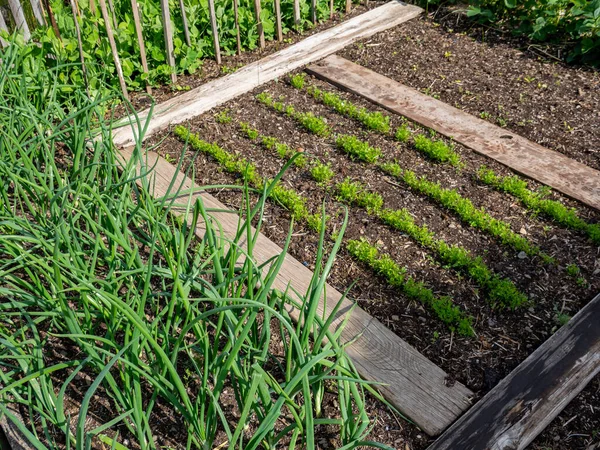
[164,153,176,164]
[239,121,259,140]
[289,73,305,89]
[311,161,335,184]
[553,306,571,326]
[336,135,382,164]
[479,111,491,119]
[216,109,232,124]
[566,263,580,278]
[394,125,411,143]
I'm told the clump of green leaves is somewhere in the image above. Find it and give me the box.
[336,135,382,164]
[413,135,462,167]
[394,125,411,142]
[216,109,232,124]
[347,239,475,336]
[290,73,306,89]
[477,166,600,245]
[175,125,324,231]
[239,123,307,167]
[380,163,549,261]
[336,178,384,212]
[303,85,391,133]
[257,92,330,137]
[311,161,335,184]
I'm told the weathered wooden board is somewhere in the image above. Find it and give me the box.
[428,293,600,450]
[116,145,473,436]
[111,0,422,148]
[306,55,600,212]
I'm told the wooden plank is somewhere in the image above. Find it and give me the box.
[116,145,473,436]
[306,55,600,212]
[130,0,152,94]
[8,0,31,41]
[274,0,282,42]
[428,293,600,450]
[207,0,221,64]
[112,1,422,148]
[159,0,177,84]
[98,0,129,100]
[253,0,265,49]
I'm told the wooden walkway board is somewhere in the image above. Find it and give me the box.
[306,55,600,211]
[112,0,423,148]
[118,145,474,436]
[428,293,600,450]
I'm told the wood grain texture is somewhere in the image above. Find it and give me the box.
[253,0,265,49]
[292,0,300,27]
[116,145,473,436]
[274,0,282,41]
[112,1,422,148]
[0,10,9,48]
[306,55,600,212]
[7,0,31,41]
[29,0,46,25]
[178,0,191,46]
[428,293,600,450]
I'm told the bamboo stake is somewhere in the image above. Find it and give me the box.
[311,0,316,24]
[8,0,31,41]
[293,0,300,29]
[107,0,118,29]
[329,0,333,19]
[345,0,351,13]
[42,0,60,39]
[274,0,282,42]
[89,0,96,14]
[130,0,152,94]
[29,0,46,25]
[207,0,221,64]
[0,10,9,48]
[68,0,89,94]
[98,0,129,100]
[253,0,264,49]
[233,0,241,55]
[178,0,191,46]
[159,0,177,83]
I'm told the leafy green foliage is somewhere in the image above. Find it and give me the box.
[290,72,306,89]
[311,161,335,184]
[347,239,475,336]
[394,125,411,143]
[336,178,384,212]
[477,166,600,245]
[300,84,391,133]
[336,135,382,163]
[465,0,600,65]
[215,109,233,123]
[257,92,330,137]
[380,163,549,260]
[239,122,307,167]
[175,125,325,230]
[413,134,462,167]
[0,49,383,449]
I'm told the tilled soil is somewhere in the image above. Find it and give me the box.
[151,65,600,448]
[338,13,600,171]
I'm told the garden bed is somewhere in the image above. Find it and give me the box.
[151,41,600,446]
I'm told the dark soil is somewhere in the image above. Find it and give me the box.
[151,56,600,447]
[338,13,600,171]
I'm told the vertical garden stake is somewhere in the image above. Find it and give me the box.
[207,0,221,64]
[69,0,89,94]
[107,0,118,29]
[311,0,317,24]
[178,0,191,46]
[98,0,130,100]
[233,0,241,55]
[253,0,265,49]
[29,0,46,25]
[8,0,31,41]
[131,0,152,94]
[329,0,333,19]
[274,0,283,41]
[42,0,60,39]
[345,0,351,13]
[0,11,8,47]
[159,0,177,84]
[89,0,96,14]
[293,0,300,29]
